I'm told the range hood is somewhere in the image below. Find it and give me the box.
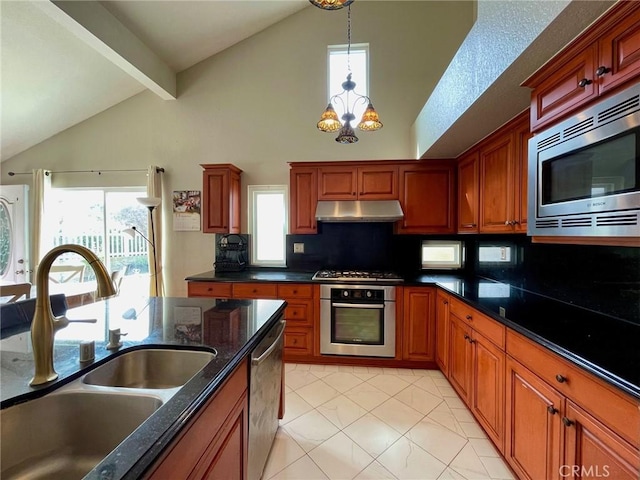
[315,200,404,222]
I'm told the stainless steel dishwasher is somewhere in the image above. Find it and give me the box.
[248,318,286,480]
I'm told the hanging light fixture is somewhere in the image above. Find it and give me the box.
[308,0,354,11]
[315,3,383,144]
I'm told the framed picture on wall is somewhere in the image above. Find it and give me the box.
[173,190,201,231]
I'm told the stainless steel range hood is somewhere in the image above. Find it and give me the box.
[315,200,404,222]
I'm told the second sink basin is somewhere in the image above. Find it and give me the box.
[83,348,216,388]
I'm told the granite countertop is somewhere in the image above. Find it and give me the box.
[0,294,286,480]
[187,269,640,399]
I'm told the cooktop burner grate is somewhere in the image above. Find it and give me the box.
[312,269,403,282]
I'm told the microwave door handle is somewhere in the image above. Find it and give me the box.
[332,303,385,309]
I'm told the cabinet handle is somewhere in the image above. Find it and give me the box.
[578,78,592,88]
[461,223,477,228]
[562,417,575,427]
[466,315,472,320]
[555,374,567,383]
[595,66,611,77]
[547,405,558,415]
[443,300,448,305]
[463,334,470,341]
[352,192,356,196]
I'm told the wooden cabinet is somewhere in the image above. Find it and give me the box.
[188,281,233,298]
[401,287,436,362]
[457,150,479,233]
[434,290,450,375]
[145,359,248,480]
[448,312,473,404]
[317,165,398,200]
[478,112,529,233]
[397,161,456,234]
[505,330,640,480]
[201,164,242,234]
[525,2,640,131]
[290,167,318,234]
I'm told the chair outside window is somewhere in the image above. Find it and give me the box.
[49,265,86,284]
[0,283,32,303]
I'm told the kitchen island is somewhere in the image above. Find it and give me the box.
[0,294,286,480]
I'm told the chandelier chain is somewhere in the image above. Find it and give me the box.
[347,5,351,74]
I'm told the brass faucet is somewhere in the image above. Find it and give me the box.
[30,244,117,386]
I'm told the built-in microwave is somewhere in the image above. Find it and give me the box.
[528,82,640,237]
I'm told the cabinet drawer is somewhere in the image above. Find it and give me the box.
[283,301,313,327]
[188,282,232,298]
[506,330,639,446]
[277,284,313,299]
[450,298,505,349]
[283,327,313,356]
[232,283,277,299]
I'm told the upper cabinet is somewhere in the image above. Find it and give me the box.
[317,164,398,200]
[290,167,318,234]
[525,1,640,132]
[397,161,456,234]
[457,111,529,234]
[201,164,242,234]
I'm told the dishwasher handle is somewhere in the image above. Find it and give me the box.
[252,319,286,366]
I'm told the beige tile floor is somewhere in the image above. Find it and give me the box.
[262,363,516,480]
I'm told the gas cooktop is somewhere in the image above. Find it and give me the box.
[312,269,404,282]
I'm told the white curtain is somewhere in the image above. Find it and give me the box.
[147,166,164,296]
[31,169,51,282]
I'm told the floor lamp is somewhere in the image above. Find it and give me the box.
[124,196,161,296]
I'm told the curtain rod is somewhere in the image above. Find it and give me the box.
[7,167,165,176]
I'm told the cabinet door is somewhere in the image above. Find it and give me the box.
[448,313,473,404]
[357,165,398,200]
[202,169,230,233]
[563,401,639,480]
[505,357,563,480]
[479,133,515,233]
[317,166,357,200]
[457,150,479,233]
[290,167,317,234]
[471,331,505,453]
[229,170,241,234]
[435,290,450,375]
[529,44,598,131]
[402,287,436,361]
[598,8,640,95]
[397,162,456,234]
[514,113,531,233]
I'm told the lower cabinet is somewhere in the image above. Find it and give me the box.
[505,331,640,480]
[401,287,436,361]
[434,290,450,375]
[145,359,248,480]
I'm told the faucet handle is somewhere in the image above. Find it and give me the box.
[106,328,127,350]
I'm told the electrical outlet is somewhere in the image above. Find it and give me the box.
[499,306,506,317]
[293,242,305,254]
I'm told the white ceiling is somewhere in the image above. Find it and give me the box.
[0,0,309,161]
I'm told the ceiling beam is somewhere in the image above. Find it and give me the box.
[35,0,176,100]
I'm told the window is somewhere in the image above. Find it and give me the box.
[47,188,149,287]
[478,245,515,264]
[248,186,288,267]
[421,240,464,269]
[328,44,369,125]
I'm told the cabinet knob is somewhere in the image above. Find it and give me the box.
[562,417,575,427]
[578,78,592,88]
[443,300,448,305]
[555,374,567,383]
[292,338,298,344]
[595,66,611,77]
[547,405,558,415]
[461,223,477,228]
[463,334,470,341]
[466,315,472,320]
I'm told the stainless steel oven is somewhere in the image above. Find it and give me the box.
[529,81,640,237]
[320,284,396,357]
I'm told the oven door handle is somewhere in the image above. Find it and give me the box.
[332,302,385,309]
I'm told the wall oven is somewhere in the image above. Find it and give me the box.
[528,82,640,237]
[320,284,396,358]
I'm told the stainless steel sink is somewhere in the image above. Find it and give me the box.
[82,348,215,388]
[0,391,161,480]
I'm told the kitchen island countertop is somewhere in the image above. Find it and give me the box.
[0,294,286,480]
[187,269,640,399]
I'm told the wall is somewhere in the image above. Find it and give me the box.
[0,2,475,296]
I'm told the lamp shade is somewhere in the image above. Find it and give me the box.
[357,103,383,131]
[137,197,161,208]
[335,121,359,144]
[123,227,136,238]
[317,104,342,133]
[308,0,354,10]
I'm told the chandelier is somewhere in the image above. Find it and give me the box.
[308,0,353,11]
[314,4,383,144]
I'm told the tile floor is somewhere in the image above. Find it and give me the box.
[262,363,516,480]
